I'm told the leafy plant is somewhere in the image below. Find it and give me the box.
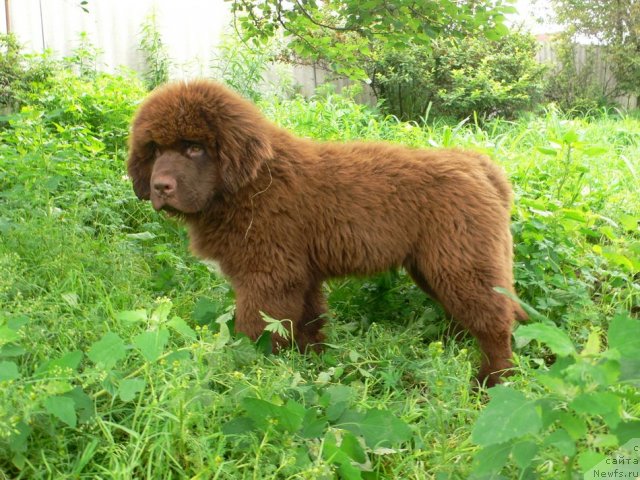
[209,36,278,102]
[228,0,516,80]
[138,8,170,90]
[0,50,638,478]
[372,30,547,121]
[223,384,413,479]
[551,0,640,105]
[65,32,103,78]
[543,40,618,115]
[0,33,59,112]
[471,312,640,478]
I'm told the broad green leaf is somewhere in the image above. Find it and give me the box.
[341,431,367,463]
[0,361,19,381]
[231,337,259,365]
[582,145,608,156]
[608,313,640,358]
[299,408,327,439]
[326,401,350,422]
[283,399,307,431]
[118,378,146,402]
[337,408,412,449]
[619,214,638,232]
[65,387,94,423]
[536,146,559,156]
[472,386,542,446]
[560,209,589,223]
[581,327,602,356]
[222,417,255,435]
[7,316,28,331]
[36,350,83,375]
[613,421,640,444]
[578,450,607,472]
[601,249,634,271]
[322,432,363,480]
[87,332,126,370]
[570,392,621,428]
[192,297,221,325]
[514,323,576,357]
[44,395,77,428]
[323,385,355,406]
[241,397,305,433]
[133,328,170,362]
[294,446,312,469]
[45,380,74,395]
[511,440,538,470]
[215,314,233,348]
[167,316,196,339]
[471,442,512,476]
[594,433,619,449]
[0,326,20,346]
[8,421,31,454]
[561,130,579,144]
[544,428,575,456]
[150,300,172,325]
[558,412,588,440]
[0,344,26,358]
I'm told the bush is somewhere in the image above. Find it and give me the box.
[19,69,146,152]
[0,34,59,113]
[138,9,170,91]
[0,33,143,153]
[371,31,547,121]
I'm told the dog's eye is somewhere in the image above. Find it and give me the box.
[148,142,160,159]
[185,143,204,157]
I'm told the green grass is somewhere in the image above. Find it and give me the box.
[0,73,638,479]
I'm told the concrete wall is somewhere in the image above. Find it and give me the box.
[2,0,232,76]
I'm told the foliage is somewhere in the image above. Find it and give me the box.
[0,56,638,478]
[138,9,170,90]
[209,37,277,103]
[0,34,59,112]
[543,39,618,115]
[550,0,640,106]
[66,32,104,78]
[227,0,517,80]
[471,313,640,478]
[372,30,546,121]
[13,69,144,153]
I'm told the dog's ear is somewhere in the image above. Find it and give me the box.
[127,139,154,200]
[212,96,274,193]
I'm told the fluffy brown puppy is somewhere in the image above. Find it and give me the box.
[128,80,526,386]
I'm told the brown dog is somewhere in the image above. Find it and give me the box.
[128,80,526,386]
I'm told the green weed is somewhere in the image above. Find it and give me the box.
[0,64,638,478]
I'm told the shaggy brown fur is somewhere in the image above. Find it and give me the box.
[128,79,527,386]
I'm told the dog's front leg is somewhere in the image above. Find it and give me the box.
[233,278,306,351]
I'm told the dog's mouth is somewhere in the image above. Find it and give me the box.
[151,195,180,215]
[160,204,183,217]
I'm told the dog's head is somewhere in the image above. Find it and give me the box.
[127,80,274,214]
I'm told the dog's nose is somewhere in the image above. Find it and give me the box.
[152,177,176,197]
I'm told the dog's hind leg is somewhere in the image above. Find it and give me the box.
[412,252,516,387]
